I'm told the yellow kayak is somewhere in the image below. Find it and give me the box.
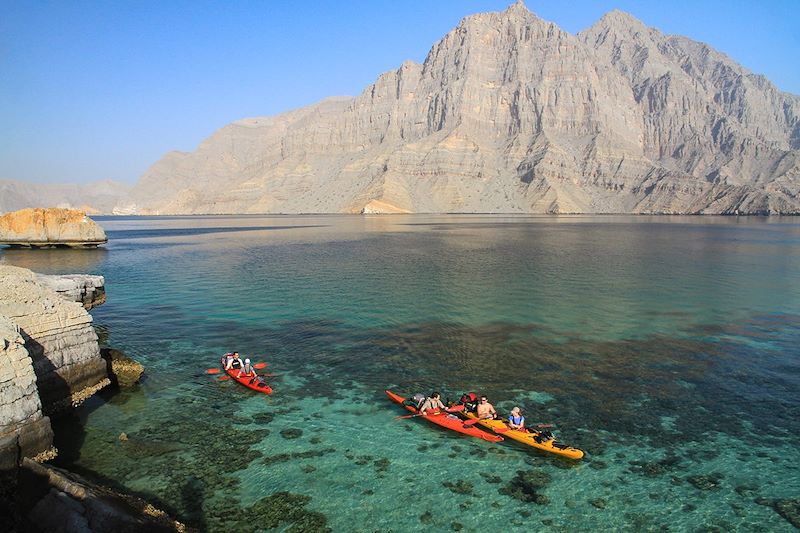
[461,412,584,460]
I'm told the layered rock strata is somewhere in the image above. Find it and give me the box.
[0,316,55,471]
[0,266,109,417]
[120,1,799,215]
[36,273,107,310]
[0,207,108,248]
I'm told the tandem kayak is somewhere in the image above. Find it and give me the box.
[221,357,272,395]
[460,411,583,460]
[386,390,503,443]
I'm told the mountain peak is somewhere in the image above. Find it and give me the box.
[596,9,648,32]
[505,0,528,14]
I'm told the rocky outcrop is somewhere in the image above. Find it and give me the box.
[0,266,110,417]
[0,208,108,248]
[19,458,189,532]
[100,348,144,390]
[119,1,799,215]
[0,316,55,472]
[36,274,107,310]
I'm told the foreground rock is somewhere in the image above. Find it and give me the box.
[0,207,107,248]
[0,265,109,416]
[19,458,189,532]
[0,316,55,472]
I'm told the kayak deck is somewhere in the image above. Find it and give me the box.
[460,411,583,459]
[386,390,502,443]
[221,357,272,394]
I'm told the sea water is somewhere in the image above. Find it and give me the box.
[2,215,799,532]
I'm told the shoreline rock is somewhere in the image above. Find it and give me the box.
[0,316,56,472]
[0,265,172,531]
[0,208,107,248]
[0,265,110,417]
[101,348,144,389]
[36,273,106,310]
[19,458,190,532]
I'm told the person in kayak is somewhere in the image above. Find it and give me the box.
[507,407,525,430]
[226,352,243,370]
[418,392,446,415]
[476,395,497,419]
[237,358,257,380]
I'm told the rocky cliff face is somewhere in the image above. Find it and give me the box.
[120,1,800,215]
[0,316,55,470]
[36,274,106,310]
[0,266,110,417]
[0,208,108,248]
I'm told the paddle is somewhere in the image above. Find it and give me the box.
[218,376,230,381]
[462,416,495,427]
[395,405,463,420]
[394,413,423,420]
[206,368,221,374]
[254,362,268,369]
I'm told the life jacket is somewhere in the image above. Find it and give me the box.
[231,357,243,369]
[459,392,478,412]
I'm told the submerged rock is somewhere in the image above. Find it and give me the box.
[756,497,800,529]
[686,473,724,491]
[0,208,107,248]
[499,469,552,505]
[101,348,144,389]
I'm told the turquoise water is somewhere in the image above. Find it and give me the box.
[2,215,800,531]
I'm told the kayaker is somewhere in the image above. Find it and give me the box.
[476,395,497,419]
[226,352,243,370]
[237,358,257,379]
[507,407,525,430]
[419,392,446,415]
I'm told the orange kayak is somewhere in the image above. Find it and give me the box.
[386,390,502,442]
[221,357,272,394]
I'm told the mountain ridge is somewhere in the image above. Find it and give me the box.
[4,2,797,215]
[111,1,800,215]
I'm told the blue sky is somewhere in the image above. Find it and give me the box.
[1,1,798,185]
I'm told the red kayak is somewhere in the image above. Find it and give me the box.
[221,357,272,395]
[386,390,502,442]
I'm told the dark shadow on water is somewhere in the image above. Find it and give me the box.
[0,247,107,274]
[106,224,326,240]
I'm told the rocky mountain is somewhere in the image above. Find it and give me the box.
[0,180,129,215]
[119,1,799,214]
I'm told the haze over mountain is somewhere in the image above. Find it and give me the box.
[0,180,129,215]
[8,1,799,215]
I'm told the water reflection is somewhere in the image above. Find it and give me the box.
[0,247,108,274]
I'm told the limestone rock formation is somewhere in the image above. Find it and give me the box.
[0,208,108,248]
[121,1,799,215]
[36,274,107,310]
[0,265,110,416]
[0,316,55,472]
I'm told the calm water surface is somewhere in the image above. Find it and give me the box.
[2,215,799,532]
